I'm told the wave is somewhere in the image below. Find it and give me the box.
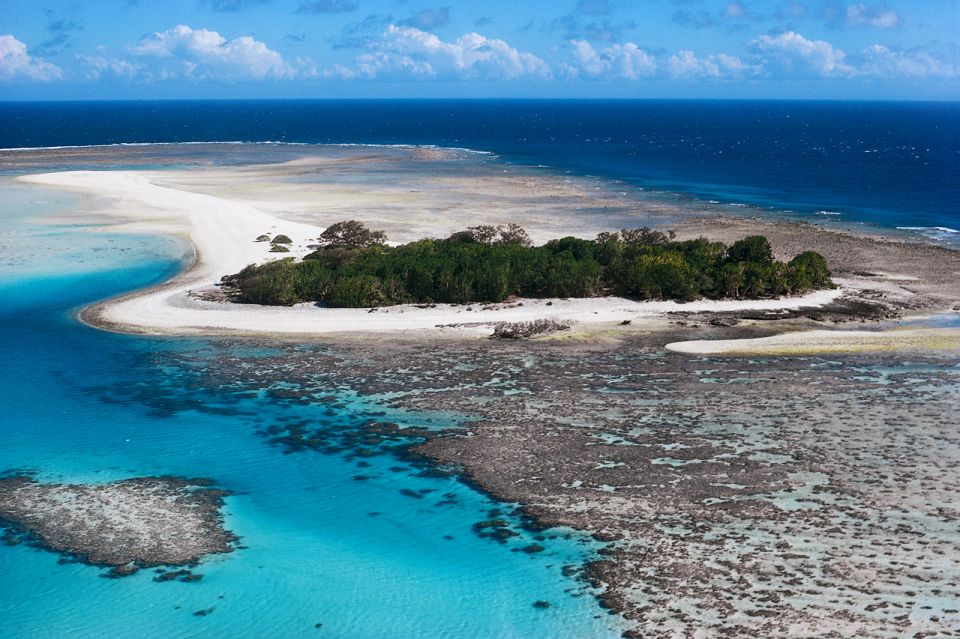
[0,140,494,155]
[896,226,960,244]
[816,210,843,216]
[896,226,959,234]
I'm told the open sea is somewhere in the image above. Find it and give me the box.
[0,100,957,637]
[2,100,958,244]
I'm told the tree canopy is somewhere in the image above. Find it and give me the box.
[318,220,387,248]
[221,223,833,307]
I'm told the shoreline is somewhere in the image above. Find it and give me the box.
[19,167,861,341]
[12,144,960,354]
[7,144,960,635]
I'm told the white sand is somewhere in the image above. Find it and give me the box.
[19,169,845,337]
[666,327,960,355]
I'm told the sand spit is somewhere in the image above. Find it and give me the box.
[0,475,236,574]
[18,168,850,338]
[666,327,960,355]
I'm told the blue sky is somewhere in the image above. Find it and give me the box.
[1,0,957,99]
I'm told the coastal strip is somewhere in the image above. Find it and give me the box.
[19,169,848,337]
[666,327,960,355]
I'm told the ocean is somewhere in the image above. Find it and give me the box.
[0,181,623,637]
[1,100,958,244]
[0,100,957,637]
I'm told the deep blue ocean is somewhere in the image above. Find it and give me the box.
[2,100,958,242]
[0,100,958,637]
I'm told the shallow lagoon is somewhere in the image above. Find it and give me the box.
[0,187,624,638]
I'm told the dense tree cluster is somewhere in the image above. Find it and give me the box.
[221,221,833,307]
[318,220,387,248]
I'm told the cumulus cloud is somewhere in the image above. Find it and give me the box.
[77,53,143,80]
[755,31,855,76]
[329,25,551,80]
[566,40,756,81]
[570,40,656,79]
[131,25,300,79]
[844,3,901,28]
[667,50,753,78]
[0,35,63,81]
[860,44,957,78]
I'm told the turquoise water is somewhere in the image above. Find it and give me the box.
[0,186,623,637]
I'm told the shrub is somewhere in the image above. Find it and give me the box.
[255,234,271,242]
[789,251,833,290]
[727,236,774,265]
[466,223,532,247]
[269,244,290,253]
[272,234,293,244]
[319,220,387,248]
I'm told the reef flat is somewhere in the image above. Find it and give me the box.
[0,476,236,576]
[152,332,959,637]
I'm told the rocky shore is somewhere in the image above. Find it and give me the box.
[0,475,237,576]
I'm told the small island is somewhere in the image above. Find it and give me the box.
[221,221,833,308]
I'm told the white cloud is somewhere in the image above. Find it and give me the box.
[755,31,855,76]
[131,25,299,79]
[77,54,143,80]
[667,50,753,78]
[570,40,656,79]
[330,25,551,80]
[860,44,957,78]
[845,3,901,29]
[0,34,63,81]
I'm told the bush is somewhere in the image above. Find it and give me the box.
[727,236,774,265]
[269,244,290,253]
[272,234,293,244]
[466,223,532,247]
[789,251,833,290]
[319,220,387,248]
[255,234,271,242]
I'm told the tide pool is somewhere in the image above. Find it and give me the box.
[0,193,623,638]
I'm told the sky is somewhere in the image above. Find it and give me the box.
[0,0,957,100]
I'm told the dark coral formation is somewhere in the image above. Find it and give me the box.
[0,475,237,574]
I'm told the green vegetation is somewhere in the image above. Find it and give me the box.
[319,220,386,248]
[269,244,290,253]
[271,234,293,244]
[221,221,834,307]
[255,234,271,242]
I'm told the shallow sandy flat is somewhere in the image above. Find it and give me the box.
[666,327,960,355]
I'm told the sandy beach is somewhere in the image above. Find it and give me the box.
[17,166,850,338]
[10,144,959,354]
